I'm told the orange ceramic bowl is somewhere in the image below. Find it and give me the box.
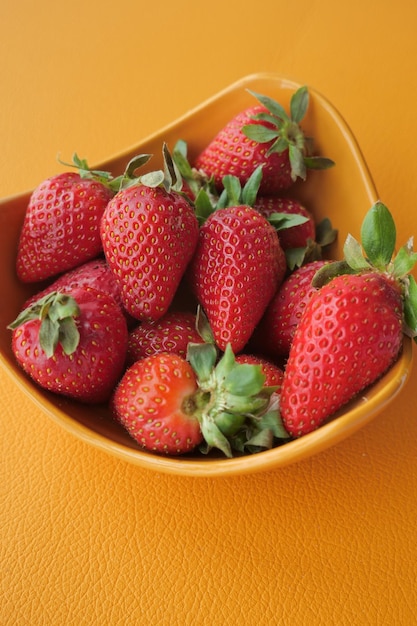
[0,73,413,477]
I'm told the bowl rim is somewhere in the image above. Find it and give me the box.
[1,72,413,477]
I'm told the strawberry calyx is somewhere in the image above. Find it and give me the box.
[312,201,417,341]
[242,87,335,182]
[186,341,289,457]
[8,291,81,358]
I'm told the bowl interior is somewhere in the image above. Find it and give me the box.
[0,72,413,476]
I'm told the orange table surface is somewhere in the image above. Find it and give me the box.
[2,1,417,624]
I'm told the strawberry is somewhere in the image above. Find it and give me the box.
[100,147,199,322]
[127,310,204,365]
[187,205,286,353]
[16,155,116,283]
[8,287,128,404]
[113,342,284,457]
[194,87,334,195]
[113,352,203,455]
[251,260,330,358]
[280,202,417,437]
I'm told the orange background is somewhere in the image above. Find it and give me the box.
[2,1,417,624]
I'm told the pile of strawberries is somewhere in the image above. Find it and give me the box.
[8,87,417,458]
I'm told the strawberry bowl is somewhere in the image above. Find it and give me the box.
[0,73,413,477]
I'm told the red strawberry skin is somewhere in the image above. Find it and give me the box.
[194,106,294,195]
[127,310,204,365]
[11,287,128,403]
[280,273,404,437]
[188,205,286,353]
[100,184,199,322]
[16,173,114,283]
[251,260,329,357]
[254,197,316,251]
[113,352,203,455]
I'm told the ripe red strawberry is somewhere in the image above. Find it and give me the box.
[113,352,203,455]
[16,156,115,283]
[235,354,284,390]
[280,272,403,437]
[187,205,287,353]
[127,310,204,365]
[251,260,330,357]
[280,202,417,437]
[100,183,199,322]
[194,87,334,195]
[9,287,128,403]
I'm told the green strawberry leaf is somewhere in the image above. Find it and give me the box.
[187,342,217,384]
[343,233,371,271]
[266,212,309,230]
[288,144,307,181]
[199,416,232,458]
[241,165,263,206]
[392,238,417,278]
[316,217,338,247]
[285,247,309,270]
[312,260,356,288]
[224,363,265,397]
[361,201,396,269]
[242,124,280,144]
[247,89,290,122]
[38,317,60,358]
[303,156,335,170]
[403,275,417,341]
[290,86,309,123]
[194,188,215,223]
[57,316,81,356]
[221,175,242,206]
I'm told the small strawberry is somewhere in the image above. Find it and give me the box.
[194,87,334,195]
[113,352,203,455]
[127,310,204,365]
[251,260,330,358]
[280,202,417,437]
[8,287,128,404]
[16,154,116,283]
[187,204,286,353]
[100,146,199,322]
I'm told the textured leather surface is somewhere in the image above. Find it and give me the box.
[2,1,417,624]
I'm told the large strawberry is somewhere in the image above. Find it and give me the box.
[187,205,286,353]
[16,155,116,283]
[100,147,199,322]
[280,202,417,437]
[194,87,334,195]
[8,287,128,403]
